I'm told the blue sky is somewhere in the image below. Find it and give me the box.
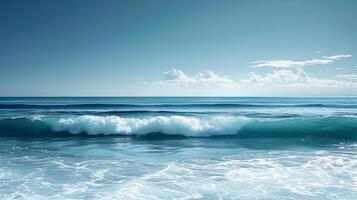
[0,0,356,96]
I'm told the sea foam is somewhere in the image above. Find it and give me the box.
[48,115,247,137]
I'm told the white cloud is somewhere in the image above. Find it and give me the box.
[241,69,357,88]
[251,54,351,68]
[323,54,352,60]
[150,67,357,90]
[241,69,308,86]
[336,74,357,80]
[159,68,237,88]
[251,59,333,68]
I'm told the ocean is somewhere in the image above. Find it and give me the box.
[0,97,356,199]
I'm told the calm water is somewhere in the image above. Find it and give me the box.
[0,97,357,199]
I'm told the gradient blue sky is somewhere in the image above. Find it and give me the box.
[0,0,356,96]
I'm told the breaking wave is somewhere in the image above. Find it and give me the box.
[1,115,357,139]
[49,115,246,137]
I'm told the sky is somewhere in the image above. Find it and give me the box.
[0,0,357,96]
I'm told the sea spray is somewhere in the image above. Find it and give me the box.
[48,115,247,136]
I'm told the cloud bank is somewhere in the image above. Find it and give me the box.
[241,69,357,88]
[154,68,357,89]
[146,54,356,93]
[159,68,237,88]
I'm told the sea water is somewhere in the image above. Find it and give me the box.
[0,97,356,199]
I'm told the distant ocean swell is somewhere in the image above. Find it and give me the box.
[1,115,357,138]
[1,103,357,109]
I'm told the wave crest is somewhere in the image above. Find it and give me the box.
[48,115,246,137]
[1,115,357,139]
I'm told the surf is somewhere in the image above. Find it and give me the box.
[1,115,357,139]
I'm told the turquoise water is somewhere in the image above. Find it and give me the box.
[0,97,357,199]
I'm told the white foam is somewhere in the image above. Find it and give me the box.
[114,153,357,199]
[46,115,248,137]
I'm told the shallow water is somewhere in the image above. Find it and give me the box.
[0,97,357,199]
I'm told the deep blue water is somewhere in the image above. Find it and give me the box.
[0,97,356,199]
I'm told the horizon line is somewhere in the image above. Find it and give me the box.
[1,96,357,98]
